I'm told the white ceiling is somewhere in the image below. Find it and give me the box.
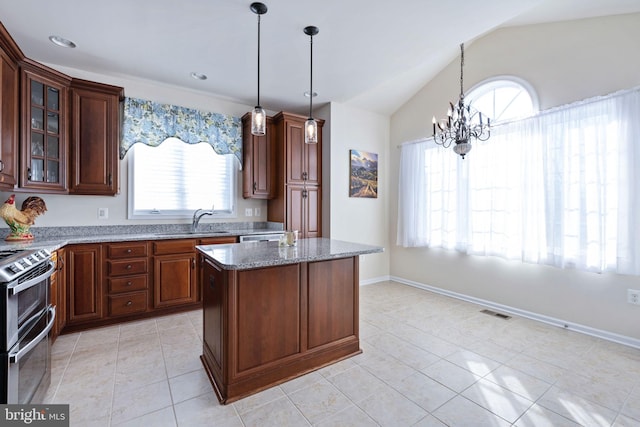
[1,0,639,116]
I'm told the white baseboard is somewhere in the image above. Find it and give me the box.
[359,275,391,286]
[388,275,640,350]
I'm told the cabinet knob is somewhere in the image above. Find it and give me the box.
[0,160,3,172]
[126,301,133,306]
[126,264,132,270]
[302,172,308,181]
[253,182,257,192]
[126,281,132,286]
[126,249,132,253]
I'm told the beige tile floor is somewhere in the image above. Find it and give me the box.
[44,281,640,426]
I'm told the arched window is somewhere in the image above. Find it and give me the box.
[467,77,538,124]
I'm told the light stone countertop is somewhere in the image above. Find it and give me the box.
[197,238,384,270]
[0,223,284,252]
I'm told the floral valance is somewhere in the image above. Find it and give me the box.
[120,97,242,165]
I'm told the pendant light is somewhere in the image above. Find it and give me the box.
[303,26,319,144]
[250,2,268,136]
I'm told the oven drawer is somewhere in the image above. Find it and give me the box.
[106,243,148,259]
[107,259,148,277]
[108,275,148,294]
[108,291,148,317]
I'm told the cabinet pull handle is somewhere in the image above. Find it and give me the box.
[302,171,308,181]
[0,160,3,172]
[253,182,257,192]
[209,275,215,289]
[302,189,308,198]
[109,173,113,186]
[27,167,31,181]
[192,258,195,269]
[126,301,133,306]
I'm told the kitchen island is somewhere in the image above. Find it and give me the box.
[197,238,383,403]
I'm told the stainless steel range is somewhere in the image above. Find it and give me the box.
[0,248,55,404]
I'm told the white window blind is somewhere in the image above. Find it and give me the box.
[128,138,236,219]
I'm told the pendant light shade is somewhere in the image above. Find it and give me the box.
[304,26,319,144]
[304,117,317,144]
[250,2,268,136]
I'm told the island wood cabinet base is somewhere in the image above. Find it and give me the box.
[200,255,361,404]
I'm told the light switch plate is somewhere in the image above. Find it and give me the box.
[245,208,253,217]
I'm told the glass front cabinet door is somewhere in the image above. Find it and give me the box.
[21,62,69,192]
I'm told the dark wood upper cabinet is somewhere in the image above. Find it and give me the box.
[0,23,21,189]
[0,22,124,195]
[69,78,123,195]
[20,59,70,193]
[277,112,322,186]
[242,112,275,199]
[268,111,323,238]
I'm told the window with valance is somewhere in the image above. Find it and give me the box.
[120,97,243,166]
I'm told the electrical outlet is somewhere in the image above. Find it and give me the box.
[628,289,640,305]
[245,208,253,217]
[254,207,261,217]
[98,207,108,220]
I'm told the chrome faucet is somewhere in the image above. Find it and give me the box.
[192,209,214,233]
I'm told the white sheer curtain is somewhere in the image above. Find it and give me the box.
[397,87,640,275]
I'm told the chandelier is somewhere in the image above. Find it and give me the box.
[432,43,490,159]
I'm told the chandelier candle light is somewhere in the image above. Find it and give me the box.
[250,2,268,136]
[432,43,490,159]
[304,25,319,144]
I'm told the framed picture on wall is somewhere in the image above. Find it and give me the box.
[349,149,378,198]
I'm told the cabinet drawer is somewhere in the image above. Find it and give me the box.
[198,237,237,245]
[107,242,148,259]
[153,239,195,255]
[108,275,148,293]
[108,291,148,317]
[108,259,148,276]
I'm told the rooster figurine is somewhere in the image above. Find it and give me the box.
[0,194,47,241]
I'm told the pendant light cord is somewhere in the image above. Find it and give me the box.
[309,33,313,118]
[257,14,262,106]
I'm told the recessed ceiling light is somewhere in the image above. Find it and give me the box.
[304,91,318,98]
[49,35,76,48]
[191,72,207,81]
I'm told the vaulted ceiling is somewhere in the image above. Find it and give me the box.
[2,0,639,115]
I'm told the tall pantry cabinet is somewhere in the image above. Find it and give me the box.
[267,112,323,238]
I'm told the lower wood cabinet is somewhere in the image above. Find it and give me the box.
[153,239,197,308]
[201,255,360,403]
[66,243,103,326]
[105,241,149,318]
[50,248,66,343]
[61,237,237,333]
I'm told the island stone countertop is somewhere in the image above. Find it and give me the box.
[197,238,384,270]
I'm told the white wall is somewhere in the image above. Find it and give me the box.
[1,65,269,228]
[323,102,390,282]
[390,13,640,342]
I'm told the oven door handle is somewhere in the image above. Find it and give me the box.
[9,306,56,364]
[8,262,55,295]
